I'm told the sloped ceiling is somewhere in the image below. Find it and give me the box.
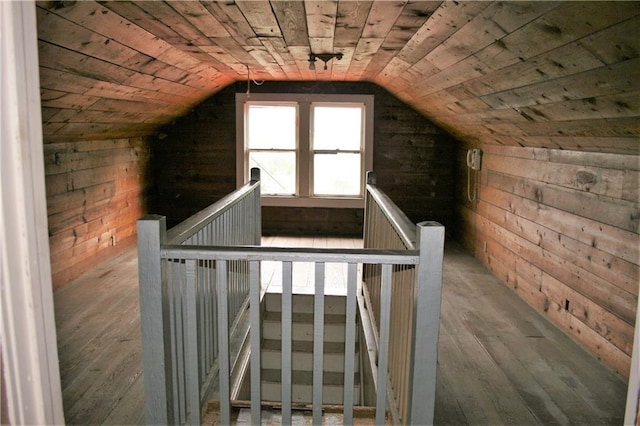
[37,1,640,154]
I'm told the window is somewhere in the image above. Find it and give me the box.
[236,93,373,208]
[246,103,297,195]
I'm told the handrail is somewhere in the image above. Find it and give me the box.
[166,182,258,244]
[361,171,443,424]
[166,168,261,245]
[137,168,261,425]
[161,245,419,264]
[365,172,416,249]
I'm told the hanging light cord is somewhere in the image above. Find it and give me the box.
[246,65,264,99]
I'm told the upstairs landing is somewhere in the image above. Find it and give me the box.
[54,236,627,424]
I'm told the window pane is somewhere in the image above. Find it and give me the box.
[313,106,362,151]
[249,152,296,195]
[313,153,361,196]
[247,105,296,149]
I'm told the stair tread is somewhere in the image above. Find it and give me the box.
[264,292,347,315]
[263,311,347,324]
[204,401,389,425]
[261,368,359,386]
[262,338,358,354]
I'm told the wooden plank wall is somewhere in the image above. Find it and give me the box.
[260,207,364,237]
[44,137,151,289]
[151,81,457,236]
[456,142,639,378]
[150,87,237,228]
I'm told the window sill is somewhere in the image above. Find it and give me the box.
[260,196,364,209]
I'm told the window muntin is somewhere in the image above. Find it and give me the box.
[236,93,373,208]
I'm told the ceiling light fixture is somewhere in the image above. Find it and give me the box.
[308,52,343,71]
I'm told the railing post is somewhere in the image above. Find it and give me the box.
[366,170,377,185]
[251,167,261,245]
[137,215,172,425]
[363,170,375,274]
[364,170,376,245]
[408,221,445,425]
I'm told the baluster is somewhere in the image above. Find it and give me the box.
[249,260,262,424]
[217,260,231,425]
[313,262,325,424]
[343,263,358,424]
[376,264,393,425]
[281,262,293,424]
[185,259,200,424]
[174,262,186,423]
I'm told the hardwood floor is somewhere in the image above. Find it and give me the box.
[435,243,626,425]
[54,237,627,424]
[54,247,144,425]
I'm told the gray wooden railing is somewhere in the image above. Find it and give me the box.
[137,169,261,425]
[137,169,444,425]
[362,171,444,424]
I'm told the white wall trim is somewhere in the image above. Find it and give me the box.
[0,1,65,424]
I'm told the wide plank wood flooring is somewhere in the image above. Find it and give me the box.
[54,237,627,424]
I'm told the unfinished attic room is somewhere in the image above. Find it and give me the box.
[3,0,640,424]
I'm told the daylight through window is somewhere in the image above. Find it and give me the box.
[247,104,297,195]
[236,93,374,208]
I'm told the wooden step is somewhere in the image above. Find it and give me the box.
[261,368,358,387]
[258,291,361,407]
[234,405,386,425]
[260,382,361,405]
[264,292,347,315]
[201,400,389,425]
[260,369,360,405]
[262,311,348,343]
[261,339,359,373]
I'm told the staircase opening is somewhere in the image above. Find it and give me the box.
[235,292,367,405]
[137,170,444,424]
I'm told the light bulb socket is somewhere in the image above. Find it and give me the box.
[308,52,342,71]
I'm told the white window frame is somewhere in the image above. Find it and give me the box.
[236,93,374,208]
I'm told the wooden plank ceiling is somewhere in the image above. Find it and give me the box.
[37,1,640,154]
